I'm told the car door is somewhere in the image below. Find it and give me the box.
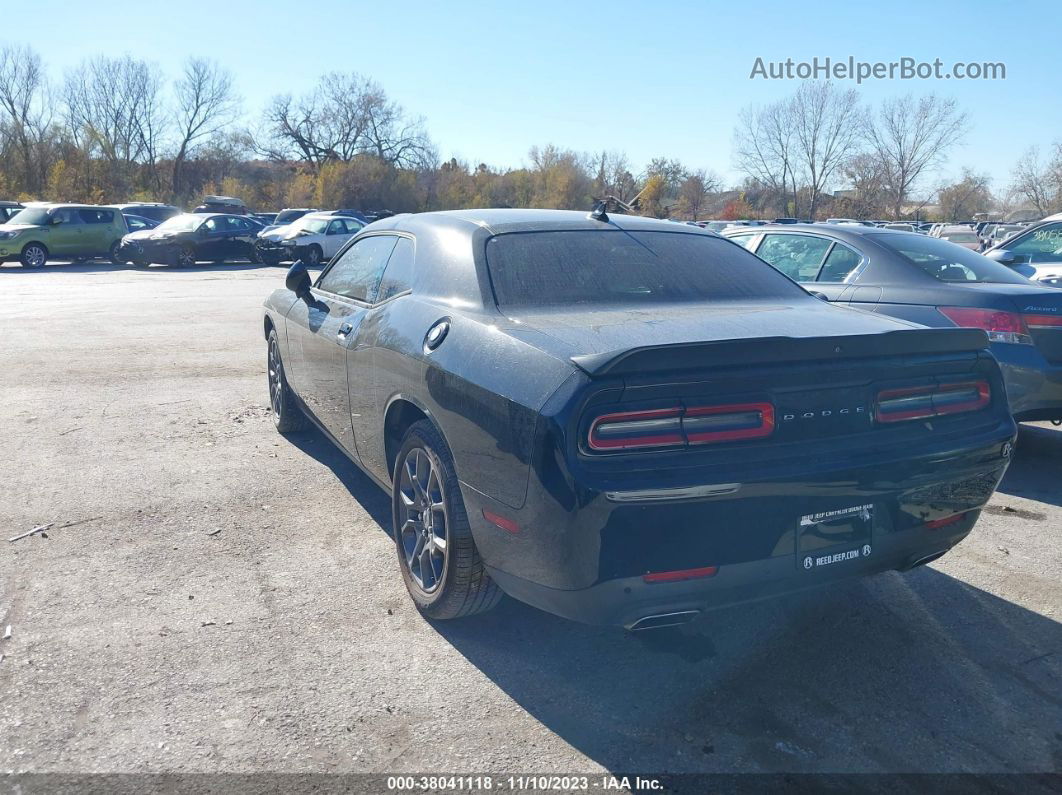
[197,217,228,261]
[285,234,398,456]
[49,208,84,255]
[752,232,833,283]
[230,216,257,261]
[813,240,869,305]
[323,219,350,260]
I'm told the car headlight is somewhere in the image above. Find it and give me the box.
[0,230,18,240]
[279,239,296,246]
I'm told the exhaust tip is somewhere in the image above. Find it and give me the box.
[626,610,701,631]
[905,550,948,571]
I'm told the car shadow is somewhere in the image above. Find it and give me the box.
[283,423,392,529]
[997,423,1062,507]
[287,419,1062,774]
[430,568,1061,774]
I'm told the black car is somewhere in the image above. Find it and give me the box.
[192,195,249,215]
[262,209,1015,629]
[119,212,261,267]
[725,224,1062,423]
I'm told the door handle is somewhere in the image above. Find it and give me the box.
[337,322,354,339]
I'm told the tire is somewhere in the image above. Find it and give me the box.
[267,329,309,433]
[305,244,323,266]
[20,243,48,268]
[174,245,196,268]
[260,251,282,266]
[108,240,122,265]
[392,419,503,620]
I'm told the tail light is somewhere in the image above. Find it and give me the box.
[937,307,1032,345]
[874,381,990,424]
[588,402,774,452]
[1024,313,1062,330]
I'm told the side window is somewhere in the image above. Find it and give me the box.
[1007,223,1062,263]
[53,208,80,225]
[327,219,346,236]
[203,217,221,233]
[344,219,365,234]
[377,238,415,302]
[817,243,863,282]
[727,233,757,250]
[317,235,398,302]
[755,234,832,281]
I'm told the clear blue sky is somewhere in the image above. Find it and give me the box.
[6,0,1056,194]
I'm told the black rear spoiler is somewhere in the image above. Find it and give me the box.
[570,328,990,377]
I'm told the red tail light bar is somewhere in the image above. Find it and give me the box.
[937,307,1032,345]
[874,381,990,424]
[588,402,774,452]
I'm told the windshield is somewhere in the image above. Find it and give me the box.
[156,214,204,233]
[875,232,1031,284]
[485,230,809,308]
[290,216,329,235]
[941,231,978,243]
[8,207,52,225]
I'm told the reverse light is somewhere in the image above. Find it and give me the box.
[874,381,990,424]
[587,402,774,452]
[937,306,1032,345]
[643,566,719,584]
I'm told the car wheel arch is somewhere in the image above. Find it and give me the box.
[383,395,441,483]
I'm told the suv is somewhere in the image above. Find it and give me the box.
[0,204,127,267]
[193,195,248,215]
[107,202,181,224]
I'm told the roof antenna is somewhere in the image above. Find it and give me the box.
[590,198,609,223]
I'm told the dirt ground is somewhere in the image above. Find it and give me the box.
[1,262,1060,780]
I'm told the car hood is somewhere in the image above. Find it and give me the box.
[499,299,929,359]
[259,224,295,240]
[0,223,42,233]
[1012,262,1062,284]
[125,228,185,242]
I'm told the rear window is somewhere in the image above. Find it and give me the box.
[873,233,1030,284]
[485,230,808,308]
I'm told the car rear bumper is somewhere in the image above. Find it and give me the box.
[462,419,1014,627]
[991,343,1062,421]
[486,517,975,628]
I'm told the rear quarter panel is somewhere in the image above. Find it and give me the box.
[367,297,577,509]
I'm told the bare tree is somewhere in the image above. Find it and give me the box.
[937,168,992,222]
[790,82,864,219]
[591,151,638,202]
[63,55,165,194]
[734,101,798,216]
[171,58,239,198]
[1009,145,1062,217]
[0,44,55,195]
[864,94,968,219]
[675,169,721,220]
[258,72,431,171]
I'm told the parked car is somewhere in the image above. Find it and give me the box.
[118,212,260,267]
[107,202,181,224]
[253,212,278,226]
[122,214,160,233]
[260,208,317,234]
[984,219,1062,288]
[263,208,1015,628]
[724,224,1062,422]
[192,195,249,215]
[936,226,981,250]
[255,211,365,266]
[0,204,127,267]
[0,200,24,223]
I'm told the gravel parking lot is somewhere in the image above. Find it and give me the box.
[1,262,1060,779]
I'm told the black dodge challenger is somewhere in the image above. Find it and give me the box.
[263,209,1017,629]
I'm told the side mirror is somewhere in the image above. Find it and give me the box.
[985,249,1024,266]
[285,260,312,299]
[50,216,62,225]
[809,291,830,301]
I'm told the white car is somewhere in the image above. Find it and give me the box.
[984,219,1062,288]
[256,212,365,266]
